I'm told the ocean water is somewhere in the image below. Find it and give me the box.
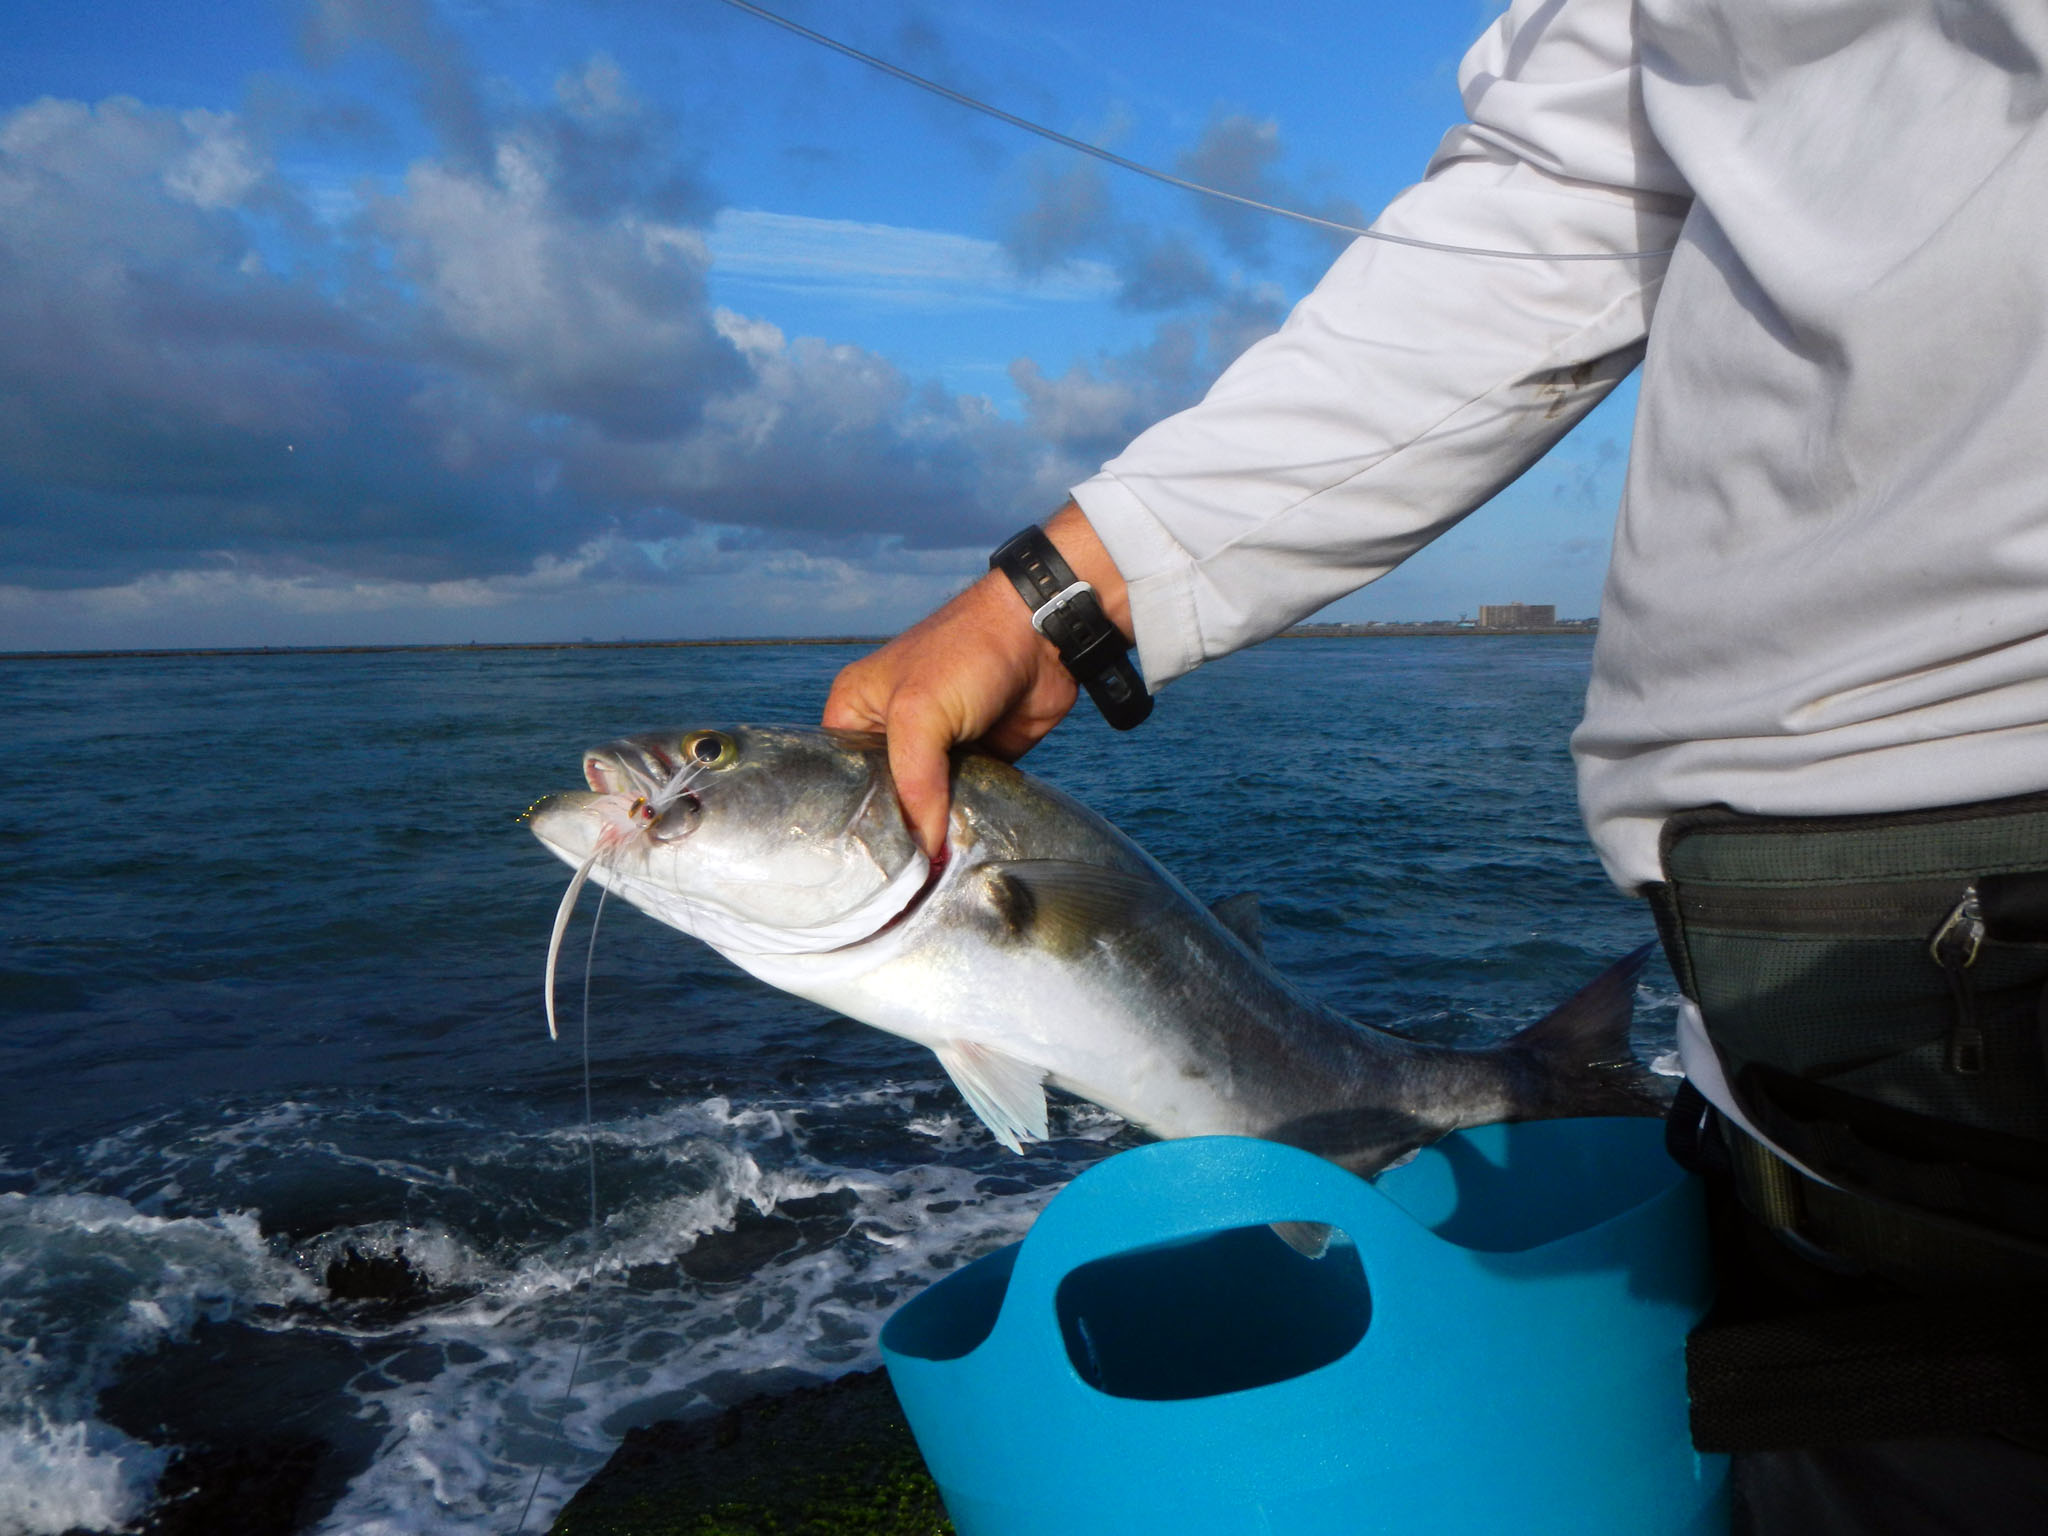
[0,637,1673,1534]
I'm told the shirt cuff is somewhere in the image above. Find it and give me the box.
[1069,470,1206,690]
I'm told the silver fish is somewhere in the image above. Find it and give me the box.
[525,725,1661,1176]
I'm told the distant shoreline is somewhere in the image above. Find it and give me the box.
[1281,623,1597,639]
[0,635,890,663]
[0,623,1595,663]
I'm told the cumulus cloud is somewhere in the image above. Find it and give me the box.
[0,57,1062,601]
[1005,159,1117,276]
[298,0,492,170]
[371,140,740,439]
[0,2,1340,646]
[997,107,1354,324]
[566,310,1058,546]
[1175,113,1365,262]
[1002,157,1218,313]
[1009,286,1290,467]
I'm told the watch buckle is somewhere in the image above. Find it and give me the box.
[1029,580,1094,638]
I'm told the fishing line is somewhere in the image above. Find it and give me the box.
[707,0,1676,264]
[517,882,610,1533]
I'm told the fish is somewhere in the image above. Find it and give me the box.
[524,724,1664,1179]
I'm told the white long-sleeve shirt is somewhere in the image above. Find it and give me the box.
[1074,0,2048,895]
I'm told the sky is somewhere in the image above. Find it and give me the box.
[0,0,1637,652]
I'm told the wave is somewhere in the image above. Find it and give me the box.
[4,1086,1127,1536]
[0,1192,319,1536]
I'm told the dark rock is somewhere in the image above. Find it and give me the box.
[678,1207,805,1285]
[676,1191,861,1288]
[312,1243,474,1327]
[774,1189,860,1225]
[324,1244,431,1305]
[137,1437,326,1536]
[551,1369,951,1536]
[95,1318,389,1535]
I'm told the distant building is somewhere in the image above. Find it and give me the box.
[1478,602,1556,629]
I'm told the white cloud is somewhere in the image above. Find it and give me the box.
[0,531,988,651]
[0,39,1308,647]
[707,209,1118,308]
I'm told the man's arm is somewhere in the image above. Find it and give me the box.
[1081,0,1690,687]
[827,0,1689,844]
[821,501,1127,856]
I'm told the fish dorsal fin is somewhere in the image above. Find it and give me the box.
[977,860,1166,953]
[933,1039,1049,1153]
[1209,892,1264,955]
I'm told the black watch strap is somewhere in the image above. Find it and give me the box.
[990,524,1153,731]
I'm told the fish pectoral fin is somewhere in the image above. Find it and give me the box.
[934,1039,1050,1154]
[978,860,1167,952]
[1208,892,1264,955]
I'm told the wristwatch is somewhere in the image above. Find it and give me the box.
[990,525,1153,730]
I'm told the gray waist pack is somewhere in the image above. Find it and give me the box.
[1644,794,2048,1251]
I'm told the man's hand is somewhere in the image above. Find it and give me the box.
[822,502,1132,857]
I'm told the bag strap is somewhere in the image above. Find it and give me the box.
[1687,1288,2048,1452]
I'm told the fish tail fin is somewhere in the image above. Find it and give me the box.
[1501,941,1671,1120]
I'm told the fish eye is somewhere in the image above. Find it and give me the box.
[683,731,736,768]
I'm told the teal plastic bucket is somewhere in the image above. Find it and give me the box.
[881,1119,1727,1535]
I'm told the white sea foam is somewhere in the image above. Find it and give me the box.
[0,1414,167,1536]
[305,1091,1086,1535]
[5,1082,1118,1536]
[0,1191,320,1536]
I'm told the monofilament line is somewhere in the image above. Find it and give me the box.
[517,884,609,1533]
[707,0,1675,263]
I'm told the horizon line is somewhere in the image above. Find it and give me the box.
[0,620,1599,664]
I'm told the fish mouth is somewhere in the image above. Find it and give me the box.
[583,741,672,798]
[574,744,702,844]
[526,784,696,864]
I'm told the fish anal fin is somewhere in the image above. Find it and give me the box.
[1209,892,1264,955]
[934,1038,1050,1153]
[1270,1220,1333,1258]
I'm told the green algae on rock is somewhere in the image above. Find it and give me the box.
[549,1370,953,1536]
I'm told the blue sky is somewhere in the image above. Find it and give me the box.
[0,0,1634,650]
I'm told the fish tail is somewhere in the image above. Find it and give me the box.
[1500,941,1672,1120]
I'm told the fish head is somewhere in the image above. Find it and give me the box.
[527,725,929,956]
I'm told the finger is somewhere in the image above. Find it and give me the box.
[884,691,958,858]
[821,665,883,732]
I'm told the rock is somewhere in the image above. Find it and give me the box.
[94,1318,389,1536]
[549,1369,952,1535]
[323,1245,431,1306]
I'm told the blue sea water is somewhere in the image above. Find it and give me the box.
[0,638,1672,1534]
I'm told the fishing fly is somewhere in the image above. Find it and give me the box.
[542,756,714,1039]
